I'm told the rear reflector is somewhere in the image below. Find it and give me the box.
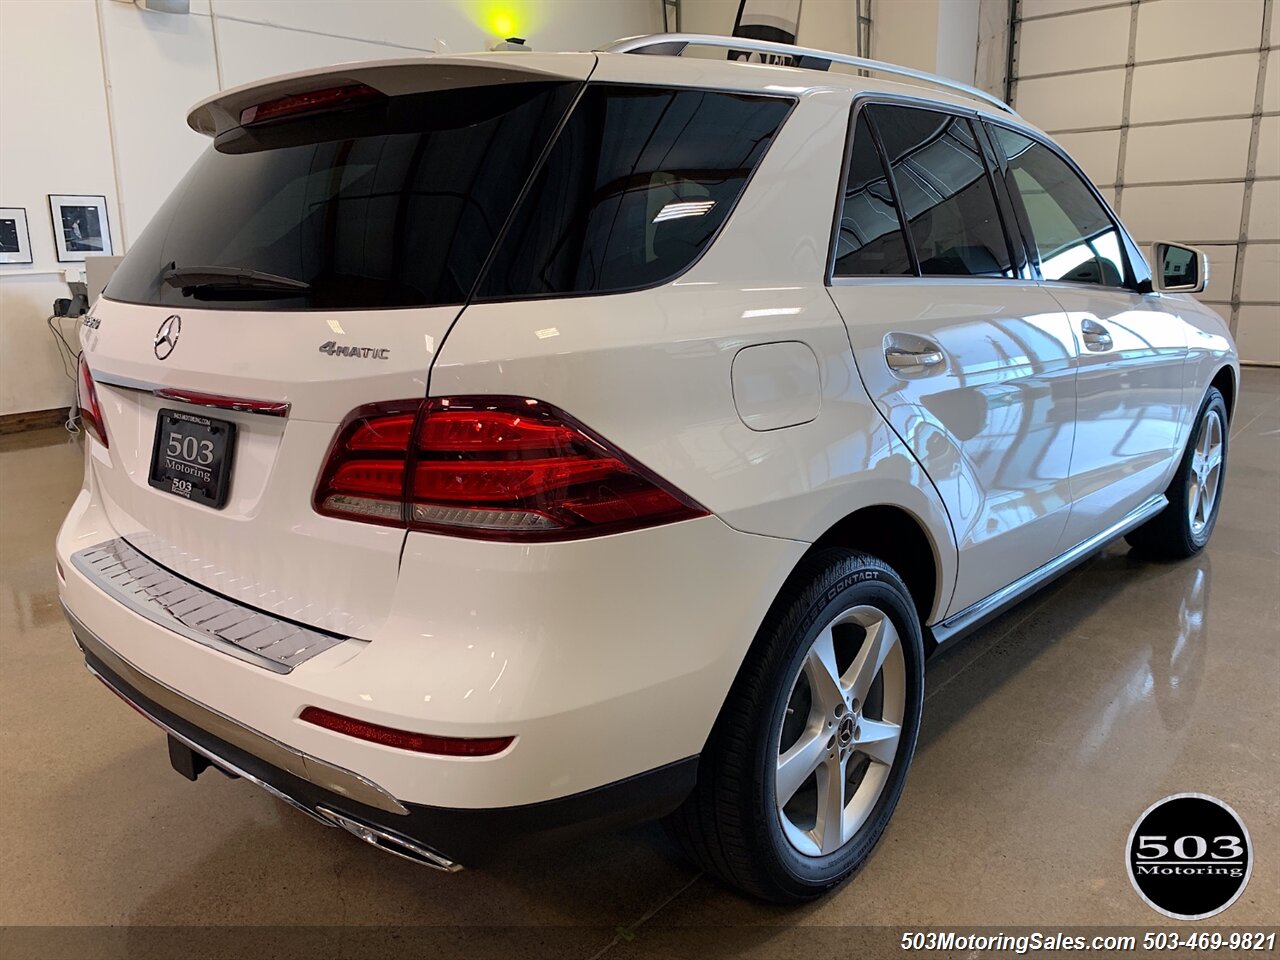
[299,706,514,757]
[314,397,707,541]
[240,83,383,127]
[76,356,108,448]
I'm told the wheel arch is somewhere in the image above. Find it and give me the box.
[1210,365,1236,421]
[803,504,946,629]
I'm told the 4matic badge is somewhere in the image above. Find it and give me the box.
[318,340,390,360]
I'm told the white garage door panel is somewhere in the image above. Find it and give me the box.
[1018,7,1131,75]
[1198,244,1240,304]
[1265,50,1280,113]
[1121,183,1245,243]
[1022,0,1122,16]
[1052,129,1121,186]
[1129,54,1260,123]
[1135,0,1264,61]
[1250,182,1280,240]
[1234,306,1280,365]
[1256,117,1280,179]
[1018,70,1126,130]
[1240,245,1280,304]
[1124,119,1253,184]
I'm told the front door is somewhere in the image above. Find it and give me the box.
[986,124,1188,548]
[827,102,1078,616]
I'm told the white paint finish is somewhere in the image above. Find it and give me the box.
[1135,0,1264,61]
[731,341,823,431]
[1129,53,1260,123]
[1240,245,1280,304]
[831,278,1079,614]
[1255,116,1280,179]
[1196,244,1241,305]
[98,0,218,246]
[1121,182,1247,243]
[1234,306,1280,365]
[1052,129,1122,186]
[1249,181,1280,240]
[1017,69,1126,131]
[1124,118,1253,184]
[1018,5,1131,75]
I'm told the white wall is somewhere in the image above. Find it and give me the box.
[0,0,661,416]
[1010,0,1279,364]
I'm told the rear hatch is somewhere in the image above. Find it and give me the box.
[80,55,593,638]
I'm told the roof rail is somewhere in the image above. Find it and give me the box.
[602,34,1014,115]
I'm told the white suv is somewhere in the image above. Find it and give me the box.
[58,34,1238,902]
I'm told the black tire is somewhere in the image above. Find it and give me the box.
[666,549,925,903]
[1125,386,1229,559]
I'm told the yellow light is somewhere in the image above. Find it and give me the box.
[476,2,523,39]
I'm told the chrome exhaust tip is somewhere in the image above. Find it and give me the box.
[316,807,462,872]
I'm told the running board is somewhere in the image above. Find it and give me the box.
[929,494,1168,648]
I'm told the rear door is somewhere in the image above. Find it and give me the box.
[827,101,1078,615]
[78,65,588,638]
[985,123,1188,548]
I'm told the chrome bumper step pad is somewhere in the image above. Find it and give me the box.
[70,538,345,674]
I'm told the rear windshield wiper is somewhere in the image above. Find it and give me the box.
[161,265,311,295]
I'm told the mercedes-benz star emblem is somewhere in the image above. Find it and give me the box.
[154,315,181,360]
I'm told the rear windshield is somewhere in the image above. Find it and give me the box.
[106,83,580,310]
[106,81,792,311]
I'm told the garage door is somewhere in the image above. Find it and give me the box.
[1008,0,1278,364]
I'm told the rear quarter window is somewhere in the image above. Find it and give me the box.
[474,84,793,300]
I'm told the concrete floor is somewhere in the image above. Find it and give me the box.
[1,371,1277,958]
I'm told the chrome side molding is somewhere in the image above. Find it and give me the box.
[931,494,1169,646]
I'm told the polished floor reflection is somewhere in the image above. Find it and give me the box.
[1,370,1276,957]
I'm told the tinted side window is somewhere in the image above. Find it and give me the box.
[870,105,1015,278]
[475,85,791,299]
[107,83,580,311]
[833,112,913,276]
[990,126,1128,287]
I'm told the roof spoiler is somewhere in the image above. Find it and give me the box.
[187,54,596,139]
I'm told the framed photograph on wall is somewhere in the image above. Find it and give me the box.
[48,194,112,262]
[0,207,33,264]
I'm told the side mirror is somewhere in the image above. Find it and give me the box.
[1151,242,1208,294]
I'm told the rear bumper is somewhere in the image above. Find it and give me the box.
[68,607,698,867]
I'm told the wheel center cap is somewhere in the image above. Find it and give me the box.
[837,714,855,746]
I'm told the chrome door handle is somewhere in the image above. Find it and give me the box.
[885,347,945,372]
[1081,318,1113,351]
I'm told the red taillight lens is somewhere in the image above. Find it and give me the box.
[314,397,707,540]
[299,706,513,757]
[239,83,383,127]
[76,356,108,448]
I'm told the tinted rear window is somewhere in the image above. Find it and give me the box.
[106,83,580,310]
[107,81,792,311]
[474,84,792,299]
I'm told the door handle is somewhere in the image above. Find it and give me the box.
[885,347,945,372]
[1081,318,1113,352]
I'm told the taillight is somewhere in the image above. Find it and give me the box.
[239,83,383,127]
[314,397,707,541]
[300,706,513,757]
[76,356,108,448]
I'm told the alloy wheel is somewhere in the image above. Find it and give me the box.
[1188,407,1224,536]
[775,605,906,857]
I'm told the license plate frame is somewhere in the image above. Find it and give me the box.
[148,408,236,509]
